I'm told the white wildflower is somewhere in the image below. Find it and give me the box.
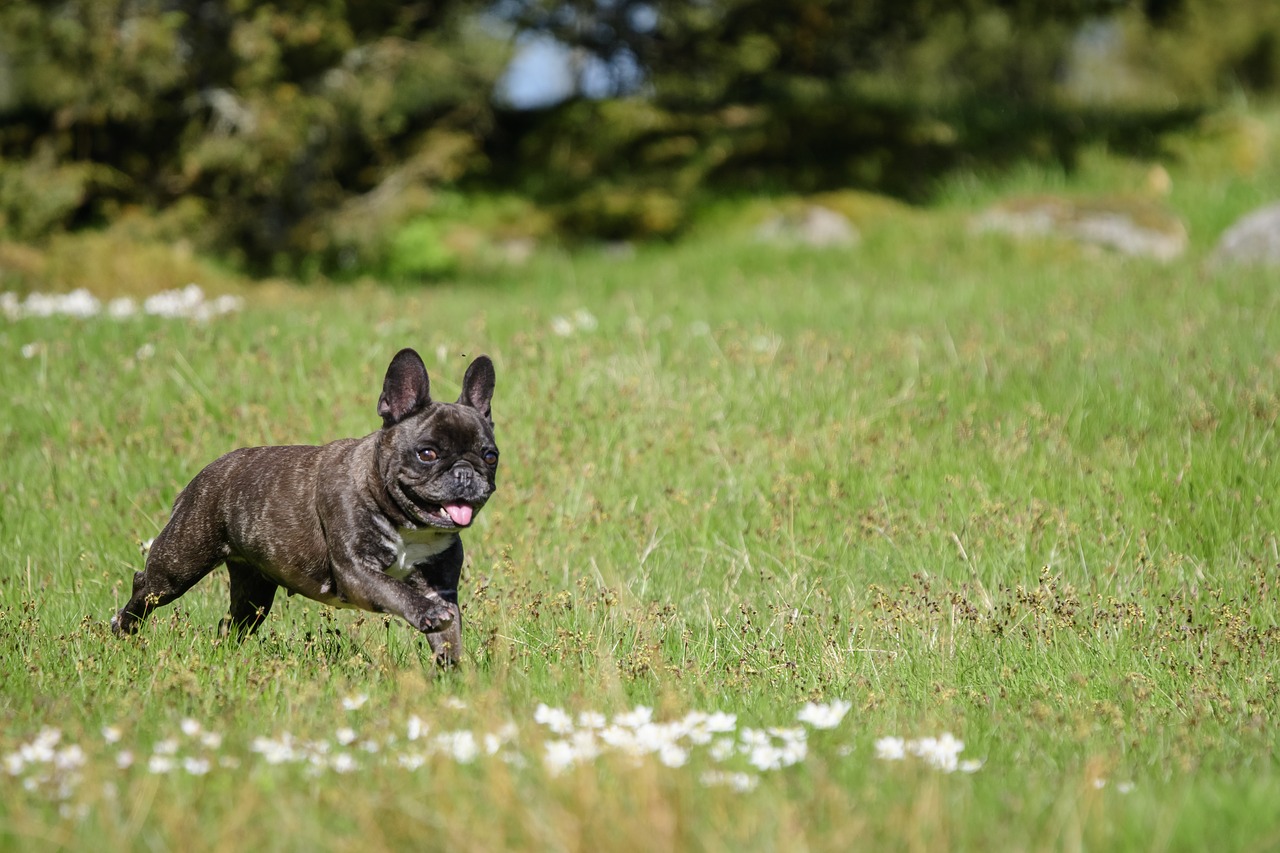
[143,284,202,318]
[874,736,906,761]
[681,710,737,745]
[543,740,579,775]
[63,289,101,318]
[101,726,122,745]
[53,745,86,771]
[614,706,653,728]
[335,727,357,746]
[596,724,630,750]
[629,722,680,756]
[206,294,244,318]
[534,704,575,735]
[153,738,179,756]
[107,298,137,319]
[704,712,738,733]
[657,743,688,768]
[115,751,134,770]
[180,718,202,738]
[796,699,852,730]
[746,744,784,771]
[33,728,61,751]
[700,771,759,792]
[768,727,807,745]
[147,755,174,774]
[331,753,357,774]
[877,733,978,774]
[182,757,211,776]
[577,711,607,729]
[407,715,425,742]
[251,735,297,765]
[435,731,479,764]
[21,289,100,318]
[908,733,964,773]
[341,693,368,711]
[709,737,736,763]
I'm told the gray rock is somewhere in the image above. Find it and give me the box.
[756,205,860,248]
[974,195,1188,261]
[1211,202,1280,269]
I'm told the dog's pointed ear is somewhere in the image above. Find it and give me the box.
[457,355,495,424]
[378,348,431,427]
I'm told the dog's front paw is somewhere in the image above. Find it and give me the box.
[412,599,455,634]
[110,610,137,637]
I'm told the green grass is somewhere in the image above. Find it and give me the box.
[2,113,1280,851]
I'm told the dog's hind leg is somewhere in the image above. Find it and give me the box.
[219,559,278,638]
[111,514,227,636]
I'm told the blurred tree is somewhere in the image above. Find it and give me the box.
[0,0,1276,260]
[0,0,508,272]
[515,0,1121,105]
[495,0,1276,238]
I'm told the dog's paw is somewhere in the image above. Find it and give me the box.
[412,601,455,634]
[109,611,134,637]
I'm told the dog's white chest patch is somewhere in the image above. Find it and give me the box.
[385,527,454,580]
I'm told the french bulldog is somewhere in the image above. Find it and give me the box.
[111,348,498,665]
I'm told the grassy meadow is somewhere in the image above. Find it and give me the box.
[2,110,1280,851]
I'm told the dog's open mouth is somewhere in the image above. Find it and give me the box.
[404,488,477,528]
[435,502,474,527]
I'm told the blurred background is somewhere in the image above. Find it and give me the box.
[0,0,1277,285]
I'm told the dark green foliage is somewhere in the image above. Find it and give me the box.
[0,1,507,272]
[497,0,1277,239]
[0,0,1277,262]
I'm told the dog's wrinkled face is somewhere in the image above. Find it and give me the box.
[376,349,497,530]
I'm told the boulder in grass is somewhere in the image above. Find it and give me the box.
[974,195,1188,261]
[1210,202,1280,270]
[756,205,860,248]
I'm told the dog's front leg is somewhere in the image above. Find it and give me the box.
[426,603,462,666]
[412,584,461,666]
[330,560,456,634]
[405,550,464,666]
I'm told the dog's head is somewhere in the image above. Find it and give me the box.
[375,348,498,530]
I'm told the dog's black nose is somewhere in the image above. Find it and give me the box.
[452,463,475,485]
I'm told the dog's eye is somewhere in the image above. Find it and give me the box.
[416,448,438,463]
[483,450,499,466]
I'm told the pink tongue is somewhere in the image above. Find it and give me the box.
[444,503,473,526]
